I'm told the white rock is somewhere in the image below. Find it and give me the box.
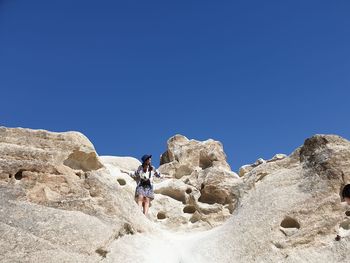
[238,164,254,177]
[2,128,350,263]
[100,156,141,172]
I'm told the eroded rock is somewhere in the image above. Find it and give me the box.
[153,134,242,230]
[2,128,350,263]
[0,127,154,262]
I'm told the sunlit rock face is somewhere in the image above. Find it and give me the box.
[1,127,350,263]
[0,127,154,263]
[154,134,242,230]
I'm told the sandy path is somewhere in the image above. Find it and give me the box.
[104,227,213,263]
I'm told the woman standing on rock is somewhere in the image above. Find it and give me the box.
[129,154,161,216]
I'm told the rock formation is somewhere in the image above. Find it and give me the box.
[0,127,154,262]
[154,134,242,230]
[1,127,350,263]
[183,134,350,263]
[99,134,242,231]
[238,153,287,177]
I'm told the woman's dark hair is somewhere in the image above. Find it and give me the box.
[142,161,153,173]
[342,184,350,199]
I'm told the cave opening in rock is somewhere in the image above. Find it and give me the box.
[14,170,23,180]
[199,153,213,170]
[280,216,300,229]
[117,223,136,239]
[198,186,228,205]
[198,194,217,205]
[183,205,196,214]
[186,188,192,194]
[117,178,126,186]
[95,248,108,258]
[157,212,167,219]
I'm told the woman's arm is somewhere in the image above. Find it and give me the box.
[152,166,161,178]
[129,165,142,179]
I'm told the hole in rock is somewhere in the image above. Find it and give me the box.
[340,184,350,202]
[14,170,23,180]
[183,205,196,214]
[157,212,167,220]
[345,211,350,217]
[198,194,217,205]
[198,186,228,205]
[95,248,108,258]
[117,223,136,239]
[117,179,126,186]
[199,153,213,169]
[280,216,300,229]
[273,242,283,249]
[75,171,85,178]
[186,188,192,194]
[160,150,171,165]
[340,184,346,201]
[340,219,350,230]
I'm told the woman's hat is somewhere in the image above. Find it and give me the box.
[141,154,152,163]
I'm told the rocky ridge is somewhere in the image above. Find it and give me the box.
[1,127,350,262]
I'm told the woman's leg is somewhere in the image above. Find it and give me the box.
[143,197,150,215]
[137,195,144,212]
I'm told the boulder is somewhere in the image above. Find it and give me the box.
[159,134,231,177]
[100,156,141,172]
[154,134,242,230]
[0,127,154,262]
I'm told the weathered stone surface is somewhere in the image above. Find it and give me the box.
[153,134,242,230]
[181,134,350,263]
[0,127,154,263]
[106,134,350,263]
[0,127,103,174]
[159,134,231,176]
[2,128,350,263]
[239,153,288,177]
[100,156,141,172]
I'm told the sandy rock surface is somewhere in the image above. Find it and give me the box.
[1,127,350,262]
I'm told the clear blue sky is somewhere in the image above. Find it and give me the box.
[1,1,349,171]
